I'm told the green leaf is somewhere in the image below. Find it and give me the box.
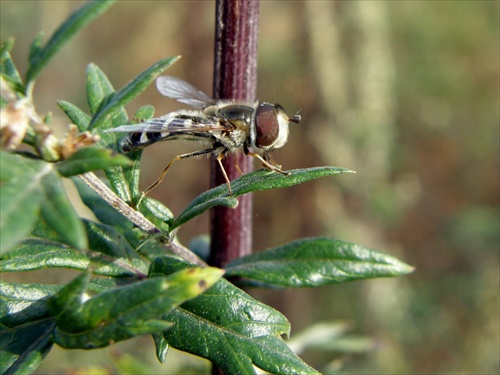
[173,194,238,230]
[152,332,169,363]
[230,166,354,195]
[84,220,148,276]
[39,171,87,250]
[139,197,174,231]
[49,272,90,321]
[0,279,121,327]
[1,239,88,273]
[0,152,49,254]
[26,0,115,84]
[50,267,224,349]
[83,64,134,202]
[225,237,414,287]
[0,320,55,375]
[56,146,131,177]
[0,38,14,56]
[1,38,23,93]
[85,57,180,203]
[88,55,180,130]
[28,32,44,64]
[1,280,58,375]
[151,257,318,375]
[173,166,354,229]
[133,105,155,121]
[1,220,148,277]
[71,177,139,245]
[57,100,91,131]
[286,321,376,355]
[84,63,129,137]
[0,280,60,327]
[85,63,116,116]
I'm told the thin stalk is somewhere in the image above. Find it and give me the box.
[209,0,259,270]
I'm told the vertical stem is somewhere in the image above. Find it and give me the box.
[209,0,259,269]
[210,3,258,371]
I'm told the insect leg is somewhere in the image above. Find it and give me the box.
[142,148,214,198]
[216,153,234,196]
[234,160,244,175]
[246,151,290,175]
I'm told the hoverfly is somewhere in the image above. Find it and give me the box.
[107,76,301,196]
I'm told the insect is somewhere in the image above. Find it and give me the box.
[107,76,301,196]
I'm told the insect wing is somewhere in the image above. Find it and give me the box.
[156,76,215,109]
[105,122,164,133]
[106,116,227,134]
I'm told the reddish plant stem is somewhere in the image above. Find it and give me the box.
[209,0,259,269]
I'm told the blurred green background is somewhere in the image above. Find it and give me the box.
[1,1,498,374]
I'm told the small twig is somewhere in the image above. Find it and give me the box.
[79,172,208,267]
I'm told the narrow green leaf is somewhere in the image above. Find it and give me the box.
[84,220,148,276]
[30,213,69,245]
[1,279,57,375]
[116,150,143,204]
[28,32,44,65]
[103,165,134,204]
[1,39,23,93]
[0,228,146,277]
[139,197,174,231]
[152,333,169,364]
[286,321,376,355]
[0,279,119,326]
[1,214,148,277]
[86,63,115,116]
[48,273,90,324]
[133,105,155,121]
[0,152,49,254]
[0,320,55,375]
[1,239,88,273]
[51,267,224,349]
[56,146,131,177]
[88,55,180,130]
[0,280,60,327]
[1,281,56,375]
[85,58,179,203]
[0,38,14,55]
[286,321,351,355]
[71,177,139,245]
[57,100,91,131]
[39,171,87,250]
[173,195,238,229]
[225,237,414,287]
[173,166,354,229]
[26,0,115,84]
[151,257,319,375]
[84,64,133,201]
[230,166,354,196]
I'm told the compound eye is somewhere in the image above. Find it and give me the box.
[255,103,280,148]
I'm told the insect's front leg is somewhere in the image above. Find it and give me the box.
[245,150,290,175]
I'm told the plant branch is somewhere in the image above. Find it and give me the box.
[79,172,207,267]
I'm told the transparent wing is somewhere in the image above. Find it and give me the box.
[156,76,215,109]
[106,116,228,134]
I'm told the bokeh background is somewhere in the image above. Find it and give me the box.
[1,1,498,374]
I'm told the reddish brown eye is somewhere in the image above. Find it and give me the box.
[255,103,279,148]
